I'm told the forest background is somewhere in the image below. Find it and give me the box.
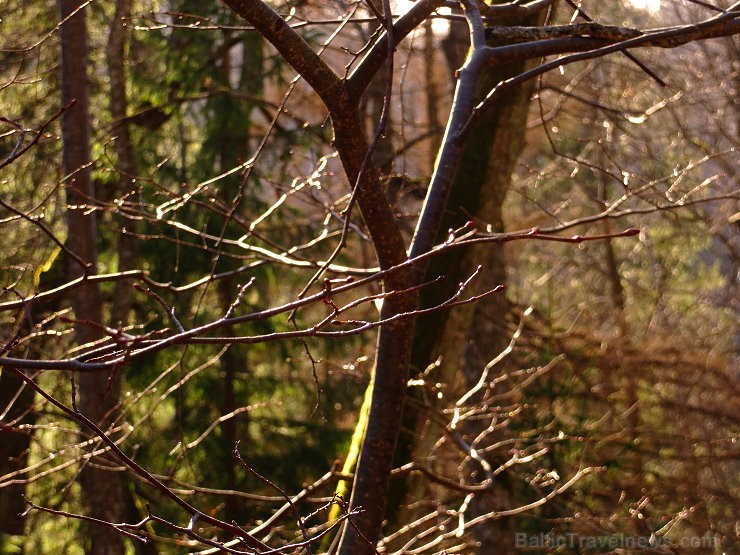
[0,0,737,554]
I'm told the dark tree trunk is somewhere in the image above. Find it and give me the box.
[60,1,126,553]
[0,368,36,538]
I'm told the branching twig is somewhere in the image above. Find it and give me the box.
[11,369,271,552]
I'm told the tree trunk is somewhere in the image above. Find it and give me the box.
[107,3,152,551]
[394,8,548,553]
[0,368,36,538]
[107,0,138,328]
[60,1,125,553]
[332,109,418,555]
[459,12,547,551]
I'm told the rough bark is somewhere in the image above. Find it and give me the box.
[60,1,125,553]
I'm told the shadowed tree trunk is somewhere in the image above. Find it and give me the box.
[0,368,36,541]
[106,3,158,553]
[458,9,548,551]
[60,1,126,553]
[394,7,549,553]
[212,25,263,523]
